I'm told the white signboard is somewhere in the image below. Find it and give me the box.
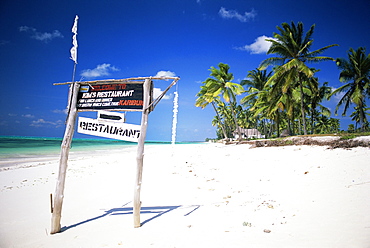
[77,116,140,142]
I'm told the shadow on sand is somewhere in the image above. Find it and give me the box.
[60,203,200,232]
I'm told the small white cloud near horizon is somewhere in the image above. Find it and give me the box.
[219,7,256,22]
[236,35,276,54]
[19,26,63,42]
[30,119,63,128]
[81,64,119,78]
[52,109,68,114]
[155,70,176,78]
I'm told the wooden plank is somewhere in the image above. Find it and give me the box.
[50,82,80,234]
[133,78,151,228]
[54,76,180,86]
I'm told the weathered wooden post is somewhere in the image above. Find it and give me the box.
[51,76,179,231]
[51,82,80,234]
[133,78,151,227]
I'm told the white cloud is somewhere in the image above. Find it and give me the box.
[19,26,34,32]
[30,119,63,128]
[80,64,119,79]
[153,88,171,100]
[152,70,177,100]
[0,40,10,46]
[52,109,68,114]
[19,26,63,42]
[219,7,256,22]
[236,35,276,54]
[155,70,176,78]
[22,114,35,118]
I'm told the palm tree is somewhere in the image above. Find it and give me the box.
[195,85,228,139]
[260,21,338,135]
[241,69,272,136]
[309,81,332,134]
[241,69,272,96]
[201,63,244,139]
[241,69,272,113]
[329,47,370,131]
[350,105,370,131]
[218,101,237,137]
[315,116,340,134]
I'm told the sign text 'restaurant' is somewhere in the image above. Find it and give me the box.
[77,117,141,142]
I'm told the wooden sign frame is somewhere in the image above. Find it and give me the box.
[51,76,179,234]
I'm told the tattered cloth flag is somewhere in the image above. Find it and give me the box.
[70,15,78,64]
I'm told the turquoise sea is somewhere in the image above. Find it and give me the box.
[0,136,135,158]
[0,136,137,168]
[0,136,203,168]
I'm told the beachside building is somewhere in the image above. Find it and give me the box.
[233,128,264,139]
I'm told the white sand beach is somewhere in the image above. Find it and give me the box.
[1,141,369,248]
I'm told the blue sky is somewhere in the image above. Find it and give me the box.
[0,0,369,141]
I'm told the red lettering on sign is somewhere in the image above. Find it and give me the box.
[118,100,143,106]
[91,84,127,91]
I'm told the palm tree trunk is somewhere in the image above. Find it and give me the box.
[269,120,273,138]
[211,102,228,139]
[298,75,308,135]
[359,101,365,132]
[311,109,315,134]
[291,108,295,135]
[229,102,242,140]
[276,111,280,137]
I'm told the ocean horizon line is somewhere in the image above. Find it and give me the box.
[0,135,206,169]
[0,135,205,144]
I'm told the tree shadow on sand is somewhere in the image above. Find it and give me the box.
[60,203,200,232]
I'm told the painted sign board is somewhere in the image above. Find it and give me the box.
[77,83,144,111]
[77,116,140,142]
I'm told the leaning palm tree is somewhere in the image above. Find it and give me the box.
[202,63,244,139]
[260,21,338,135]
[195,85,228,139]
[329,47,370,131]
